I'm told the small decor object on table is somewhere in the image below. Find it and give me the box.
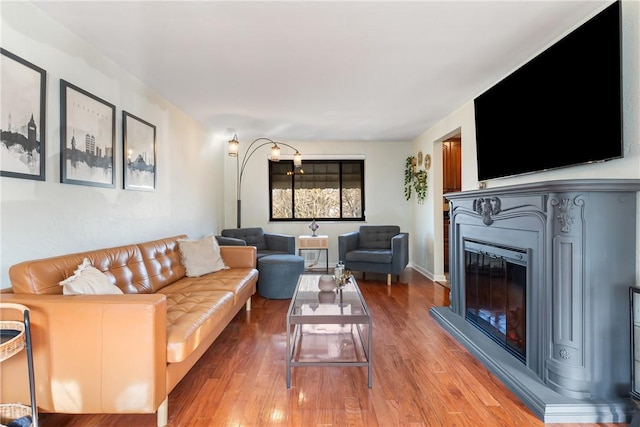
[334,269,352,292]
[334,261,344,279]
[318,275,336,292]
[308,219,319,237]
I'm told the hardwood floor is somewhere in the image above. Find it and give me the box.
[39,269,628,426]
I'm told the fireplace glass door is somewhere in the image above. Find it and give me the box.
[464,240,527,363]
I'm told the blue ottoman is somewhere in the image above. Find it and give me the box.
[257,254,305,299]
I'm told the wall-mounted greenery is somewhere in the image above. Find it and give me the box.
[404,156,428,204]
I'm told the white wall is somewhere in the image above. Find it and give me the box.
[410,0,640,283]
[0,2,227,288]
[224,139,412,267]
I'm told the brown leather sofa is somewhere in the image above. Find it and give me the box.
[0,235,258,427]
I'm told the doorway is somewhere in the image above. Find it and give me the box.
[442,134,462,281]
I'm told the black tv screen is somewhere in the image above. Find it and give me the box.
[474,0,622,181]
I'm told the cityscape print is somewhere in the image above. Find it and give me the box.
[123,111,156,191]
[0,48,46,180]
[61,80,115,187]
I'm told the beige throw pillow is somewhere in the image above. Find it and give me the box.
[59,258,123,295]
[177,234,228,277]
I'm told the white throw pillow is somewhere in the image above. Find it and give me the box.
[177,234,228,277]
[59,258,123,295]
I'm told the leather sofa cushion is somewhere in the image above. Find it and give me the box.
[161,268,258,307]
[157,283,234,363]
[156,267,258,362]
[138,235,188,292]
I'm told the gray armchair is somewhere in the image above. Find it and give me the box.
[216,227,295,259]
[338,225,409,285]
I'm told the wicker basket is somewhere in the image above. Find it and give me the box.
[0,403,32,427]
[0,321,25,363]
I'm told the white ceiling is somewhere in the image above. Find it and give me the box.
[32,0,613,143]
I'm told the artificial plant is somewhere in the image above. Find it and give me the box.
[404,156,428,204]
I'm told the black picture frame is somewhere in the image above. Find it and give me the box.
[60,80,116,188]
[0,48,47,181]
[123,111,156,191]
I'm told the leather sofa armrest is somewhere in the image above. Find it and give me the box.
[220,246,257,268]
[0,293,167,414]
[264,233,295,255]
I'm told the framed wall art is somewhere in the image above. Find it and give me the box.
[60,80,116,188]
[123,111,156,191]
[0,48,47,181]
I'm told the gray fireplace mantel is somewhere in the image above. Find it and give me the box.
[431,178,640,423]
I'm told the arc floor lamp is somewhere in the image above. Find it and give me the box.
[228,134,302,228]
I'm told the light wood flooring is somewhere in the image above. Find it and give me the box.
[39,269,628,426]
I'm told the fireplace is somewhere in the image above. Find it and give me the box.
[430,179,640,423]
[464,240,528,363]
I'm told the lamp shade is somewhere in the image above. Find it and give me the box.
[228,136,239,157]
[293,151,302,166]
[270,144,281,162]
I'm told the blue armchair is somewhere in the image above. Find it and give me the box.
[338,225,409,285]
[216,227,295,259]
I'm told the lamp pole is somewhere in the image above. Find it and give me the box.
[228,136,302,229]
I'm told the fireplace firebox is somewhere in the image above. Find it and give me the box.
[464,240,528,363]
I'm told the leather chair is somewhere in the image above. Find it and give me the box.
[338,225,409,285]
[216,227,295,259]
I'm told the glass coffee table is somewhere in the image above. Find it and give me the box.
[286,274,372,388]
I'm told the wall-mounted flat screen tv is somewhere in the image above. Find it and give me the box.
[474,0,622,181]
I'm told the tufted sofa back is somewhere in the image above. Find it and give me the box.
[357,225,401,249]
[9,235,188,295]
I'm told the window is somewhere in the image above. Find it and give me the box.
[269,159,364,221]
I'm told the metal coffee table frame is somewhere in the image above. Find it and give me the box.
[286,274,372,388]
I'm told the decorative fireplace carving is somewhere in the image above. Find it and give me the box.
[551,196,580,233]
[472,196,501,225]
[432,179,640,423]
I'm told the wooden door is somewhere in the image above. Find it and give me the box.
[442,139,461,193]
